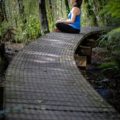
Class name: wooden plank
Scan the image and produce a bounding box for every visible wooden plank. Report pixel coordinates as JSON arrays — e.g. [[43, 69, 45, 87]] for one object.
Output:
[[86, 39, 96, 48], [4, 28, 120, 120]]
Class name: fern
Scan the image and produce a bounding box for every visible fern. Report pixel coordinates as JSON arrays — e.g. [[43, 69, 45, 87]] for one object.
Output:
[[100, 0, 120, 19], [98, 27, 120, 74], [99, 27, 120, 52]]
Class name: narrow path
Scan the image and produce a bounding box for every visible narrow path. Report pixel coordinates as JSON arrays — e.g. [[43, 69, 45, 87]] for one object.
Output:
[[4, 27, 120, 120]]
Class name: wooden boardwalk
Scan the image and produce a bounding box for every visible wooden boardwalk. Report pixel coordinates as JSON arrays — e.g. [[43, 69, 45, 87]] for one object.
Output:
[[4, 27, 120, 120]]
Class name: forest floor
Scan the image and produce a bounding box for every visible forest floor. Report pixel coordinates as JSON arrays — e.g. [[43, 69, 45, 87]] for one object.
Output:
[[5, 42, 25, 60], [76, 47, 120, 113], [0, 41, 24, 83], [0, 42, 24, 119]]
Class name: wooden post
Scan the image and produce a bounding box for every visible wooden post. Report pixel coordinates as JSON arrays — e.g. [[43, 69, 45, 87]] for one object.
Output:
[[78, 45, 92, 64], [39, 0, 50, 34]]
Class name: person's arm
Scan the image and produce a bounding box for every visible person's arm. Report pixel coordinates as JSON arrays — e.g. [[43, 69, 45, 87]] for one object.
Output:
[[56, 7, 80, 24]]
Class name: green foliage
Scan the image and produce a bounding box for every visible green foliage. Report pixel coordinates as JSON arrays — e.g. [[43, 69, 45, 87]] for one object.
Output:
[[0, 15, 41, 43], [100, 0, 120, 19], [25, 16, 41, 39], [1, 0, 119, 43], [98, 59, 120, 76], [99, 27, 120, 52], [0, 22, 10, 42], [82, 0, 120, 26], [0, 21, 14, 42], [1, 0, 69, 43], [99, 61, 118, 70], [82, 0, 107, 26], [99, 0, 120, 25], [98, 27, 120, 75], [0, 0, 41, 43], [97, 0, 120, 75], [14, 15, 41, 43]]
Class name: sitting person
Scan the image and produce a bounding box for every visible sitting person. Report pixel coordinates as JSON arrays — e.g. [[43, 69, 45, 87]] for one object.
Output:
[[55, 0, 82, 34]]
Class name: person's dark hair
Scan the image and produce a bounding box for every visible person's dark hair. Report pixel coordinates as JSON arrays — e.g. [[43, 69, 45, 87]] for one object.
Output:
[[73, 0, 82, 8]]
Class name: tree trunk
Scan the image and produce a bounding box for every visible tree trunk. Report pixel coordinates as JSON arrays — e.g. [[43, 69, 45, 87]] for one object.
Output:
[[17, 0, 26, 24], [64, 0, 70, 15], [60, 0, 63, 17], [84, 0, 98, 26], [0, 0, 7, 22], [39, 0, 49, 34], [48, 0, 55, 29], [49, 0, 52, 10], [92, 0, 104, 25]]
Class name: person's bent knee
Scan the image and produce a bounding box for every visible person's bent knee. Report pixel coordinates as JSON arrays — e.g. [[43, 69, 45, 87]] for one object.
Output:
[[55, 22, 64, 32], [55, 22, 62, 28], [55, 22, 59, 28]]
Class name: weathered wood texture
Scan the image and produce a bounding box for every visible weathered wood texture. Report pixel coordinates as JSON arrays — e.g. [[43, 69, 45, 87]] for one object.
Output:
[[4, 27, 120, 120]]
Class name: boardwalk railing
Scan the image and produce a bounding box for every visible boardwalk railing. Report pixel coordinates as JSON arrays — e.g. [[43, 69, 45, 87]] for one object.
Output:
[[3, 27, 120, 120]]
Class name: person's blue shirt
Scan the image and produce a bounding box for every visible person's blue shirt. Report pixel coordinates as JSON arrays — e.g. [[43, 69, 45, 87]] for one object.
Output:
[[68, 12, 80, 30]]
